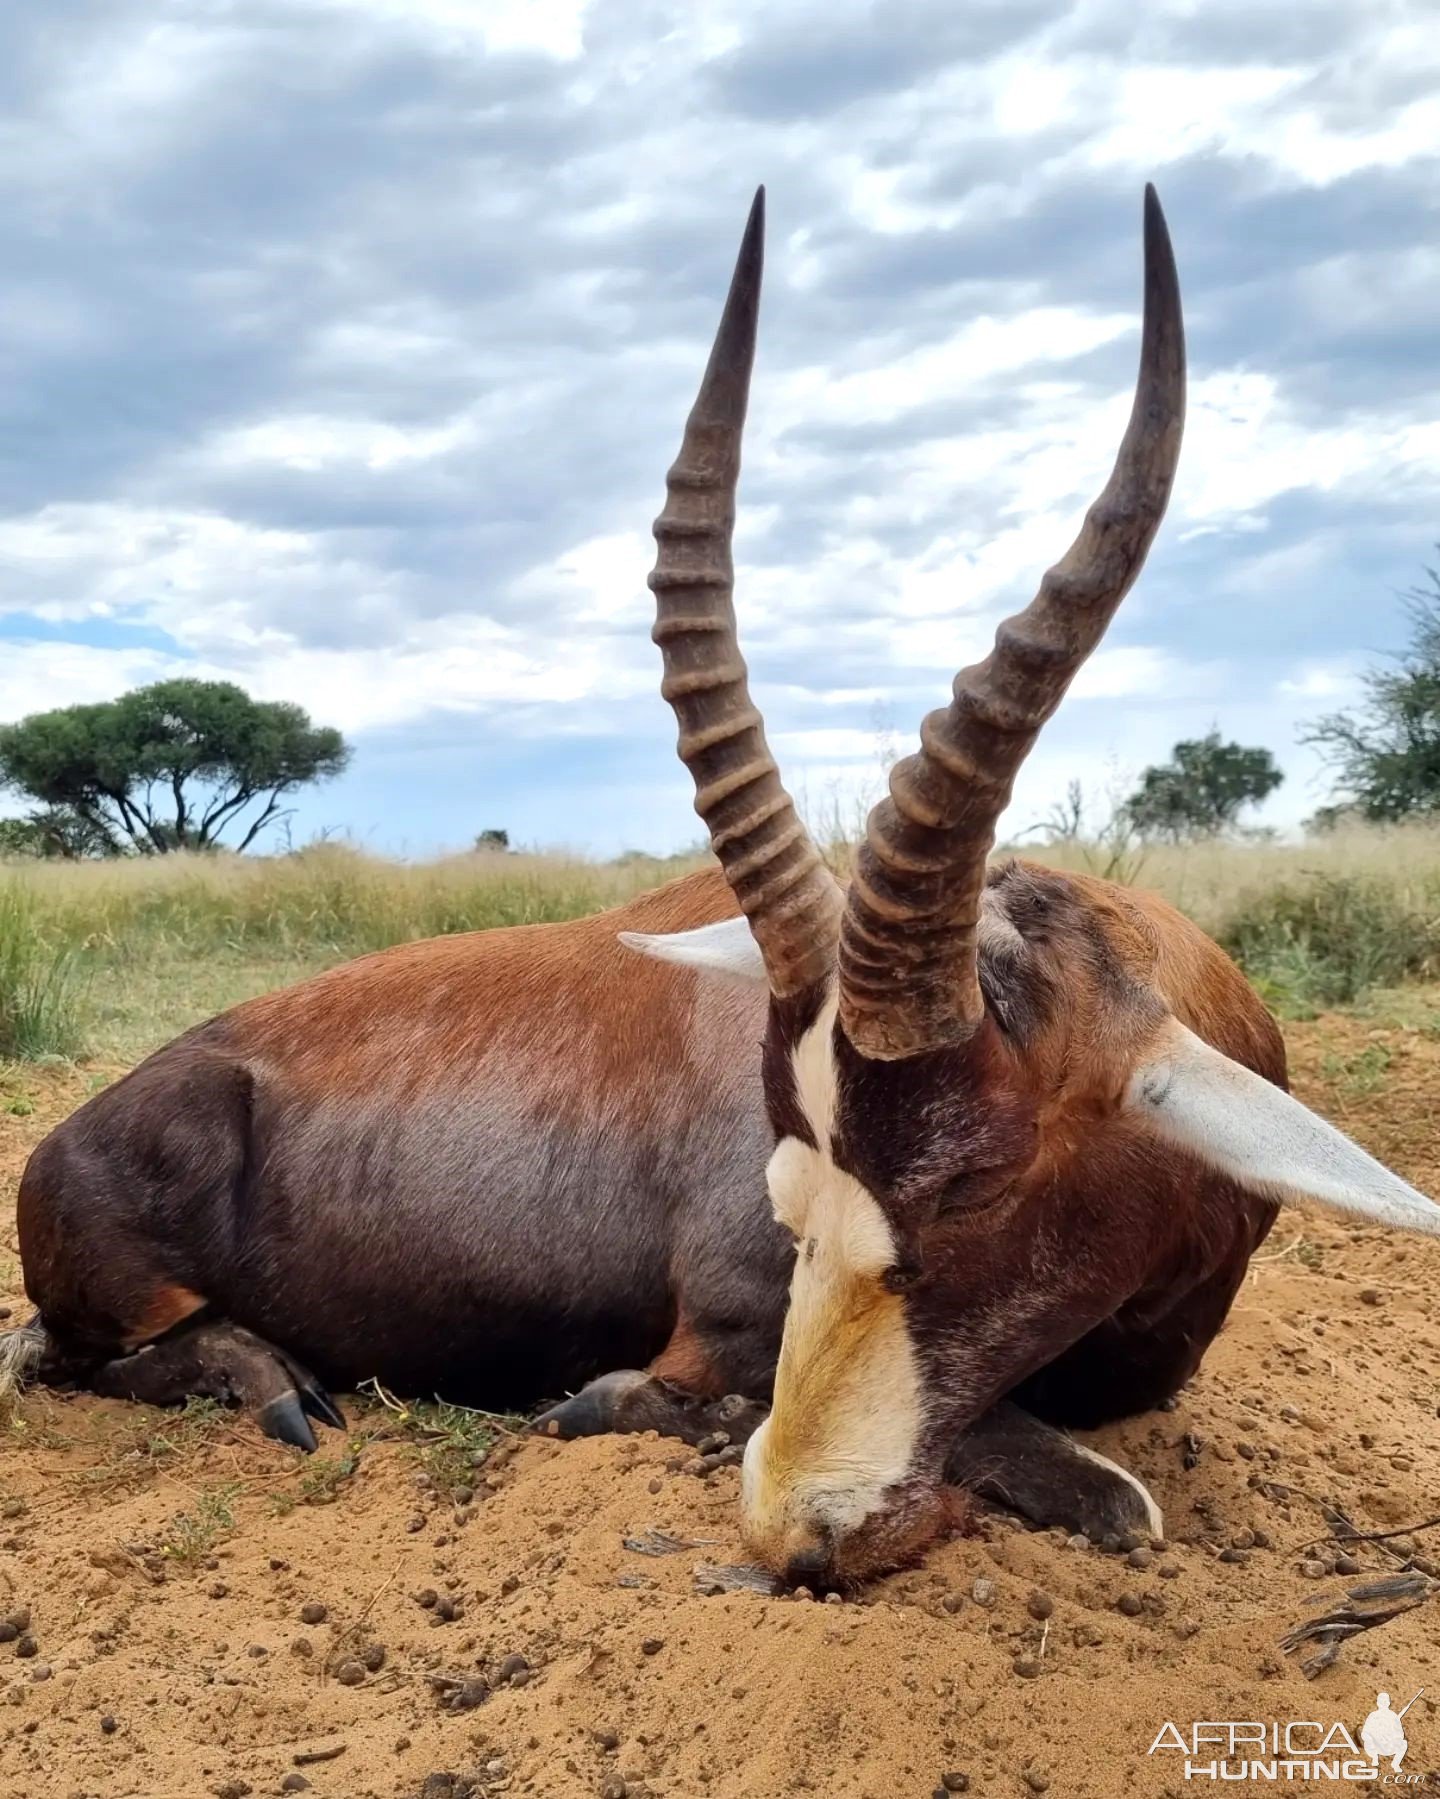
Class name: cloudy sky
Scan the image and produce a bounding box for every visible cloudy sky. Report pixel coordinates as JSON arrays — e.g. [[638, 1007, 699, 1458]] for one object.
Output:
[[3, 1, 1438, 856]]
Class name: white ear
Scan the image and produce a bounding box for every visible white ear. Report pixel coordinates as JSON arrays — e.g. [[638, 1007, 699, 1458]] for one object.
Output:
[[1127, 1019, 1440, 1236], [618, 916, 767, 985]]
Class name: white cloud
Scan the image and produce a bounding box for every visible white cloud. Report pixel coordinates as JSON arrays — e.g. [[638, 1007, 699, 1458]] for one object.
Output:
[[5, 0, 1440, 852]]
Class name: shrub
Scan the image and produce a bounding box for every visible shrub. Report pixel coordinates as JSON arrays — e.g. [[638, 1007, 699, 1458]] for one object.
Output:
[[1216, 874, 1440, 1015]]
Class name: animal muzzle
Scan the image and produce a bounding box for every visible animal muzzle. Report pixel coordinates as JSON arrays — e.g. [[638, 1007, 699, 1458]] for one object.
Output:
[[740, 1421, 955, 1586]]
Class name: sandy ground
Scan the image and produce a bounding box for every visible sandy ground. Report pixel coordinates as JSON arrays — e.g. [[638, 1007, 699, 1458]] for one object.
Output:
[[0, 1011, 1436, 1799]]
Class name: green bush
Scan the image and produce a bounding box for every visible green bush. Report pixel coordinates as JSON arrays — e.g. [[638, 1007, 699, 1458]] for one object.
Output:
[[0, 885, 86, 1059], [1217, 874, 1440, 1016]]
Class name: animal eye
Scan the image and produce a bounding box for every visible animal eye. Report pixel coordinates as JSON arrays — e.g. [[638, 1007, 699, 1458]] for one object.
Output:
[[882, 1261, 920, 1293]]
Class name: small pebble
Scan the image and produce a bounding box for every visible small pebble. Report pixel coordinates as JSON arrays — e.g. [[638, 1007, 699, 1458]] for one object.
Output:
[[594, 1729, 620, 1752], [100, 1715, 118, 1735], [7, 1609, 30, 1632], [1116, 1594, 1144, 1617], [1335, 1554, 1360, 1576], [1218, 1548, 1247, 1565], [14, 1636, 37, 1659], [941, 1592, 965, 1614], [1027, 1592, 1055, 1621], [281, 1779, 312, 1794], [1127, 1548, 1154, 1571], [0, 1624, 16, 1645], [647, 1478, 662, 1496], [29, 1664, 51, 1683], [941, 1776, 970, 1795], [1066, 1534, 1090, 1553], [1301, 1560, 1326, 1579], [1118, 1530, 1145, 1553], [600, 1780, 628, 1799], [1159, 1562, 1182, 1580], [299, 1603, 327, 1626], [1013, 1657, 1042, 1680], [414, 1589, 438, 1609], [496, 1653, 529, 1683], [291, 1638, 313, 1658], [215, 1784, 251, 1799], [1231, 1529, 1256, 1551], [209, 1582, 228, 1600], [641, 1637, 664, 1656], [334, 1660, 366, 1687], [1359, 1287, 1385, 1306], [433, 1595, 460, 1623], [971, 1578, 996, 1608], [359, 1642, 387, 1672], [1024, 1773, 1051, 1794]]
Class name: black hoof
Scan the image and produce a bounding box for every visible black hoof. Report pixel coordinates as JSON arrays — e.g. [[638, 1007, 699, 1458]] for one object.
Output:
[[259, 1392, 318, 1452], [298, 1382, 346, 1431], [532, 1370, 648, 1439], [532, 1391, 613, 1440]]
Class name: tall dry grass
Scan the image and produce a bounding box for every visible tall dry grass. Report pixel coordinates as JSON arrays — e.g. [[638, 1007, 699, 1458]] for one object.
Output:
[[13, 842, 702, 962], [5, 821, 1440, 1061]]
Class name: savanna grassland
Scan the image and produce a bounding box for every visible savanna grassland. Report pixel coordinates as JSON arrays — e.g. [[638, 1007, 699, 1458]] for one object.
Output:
[[0, 834, 1436, 1799]]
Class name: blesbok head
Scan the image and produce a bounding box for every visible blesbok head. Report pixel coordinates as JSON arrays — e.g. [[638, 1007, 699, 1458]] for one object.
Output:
[[625, 188, 1440, 1585]]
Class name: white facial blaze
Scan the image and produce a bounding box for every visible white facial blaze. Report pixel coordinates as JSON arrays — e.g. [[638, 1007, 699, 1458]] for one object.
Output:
[[742, 998, 926, 1559]]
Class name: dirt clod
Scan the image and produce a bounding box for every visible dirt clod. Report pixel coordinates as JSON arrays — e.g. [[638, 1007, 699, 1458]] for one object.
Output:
[[299, 1602, 327, 1625]]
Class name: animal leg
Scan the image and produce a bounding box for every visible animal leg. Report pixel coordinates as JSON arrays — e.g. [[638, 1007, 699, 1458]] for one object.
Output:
[[945, 1400, 1163, 1544], [533, 1304, 774, 1447], [533, 1371, 767, 1448], [92, 1319, 345, 1452]]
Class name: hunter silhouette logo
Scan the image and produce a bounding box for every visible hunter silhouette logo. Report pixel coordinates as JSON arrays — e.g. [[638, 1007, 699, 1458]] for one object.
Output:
[[1149, 1686, 1426, 1782], [1362, 1691, 1422, 1774]]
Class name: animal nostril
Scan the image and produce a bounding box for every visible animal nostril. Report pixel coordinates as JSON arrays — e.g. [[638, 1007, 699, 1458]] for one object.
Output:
[[782, 1544, 831, 1587]]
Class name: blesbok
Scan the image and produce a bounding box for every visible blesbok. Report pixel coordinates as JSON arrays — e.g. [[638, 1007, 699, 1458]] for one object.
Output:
[[7, 188, 1438, 1586]]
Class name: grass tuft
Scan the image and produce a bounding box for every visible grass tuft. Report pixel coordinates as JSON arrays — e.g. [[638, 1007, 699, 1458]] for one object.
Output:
[[0, 883, 86, 1059], [158, 1481, 242, 1563]]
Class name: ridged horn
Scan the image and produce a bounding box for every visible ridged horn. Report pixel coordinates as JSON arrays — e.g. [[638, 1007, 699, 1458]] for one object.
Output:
[[648, 187, 842, 998], [839, 184, 1187, 1060]]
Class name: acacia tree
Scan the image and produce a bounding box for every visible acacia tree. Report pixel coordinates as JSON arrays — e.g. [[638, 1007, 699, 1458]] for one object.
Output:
[[1303, 562, 1440, 822], [0, 679, 349, 855], [1124, 731, 1283, 841]]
